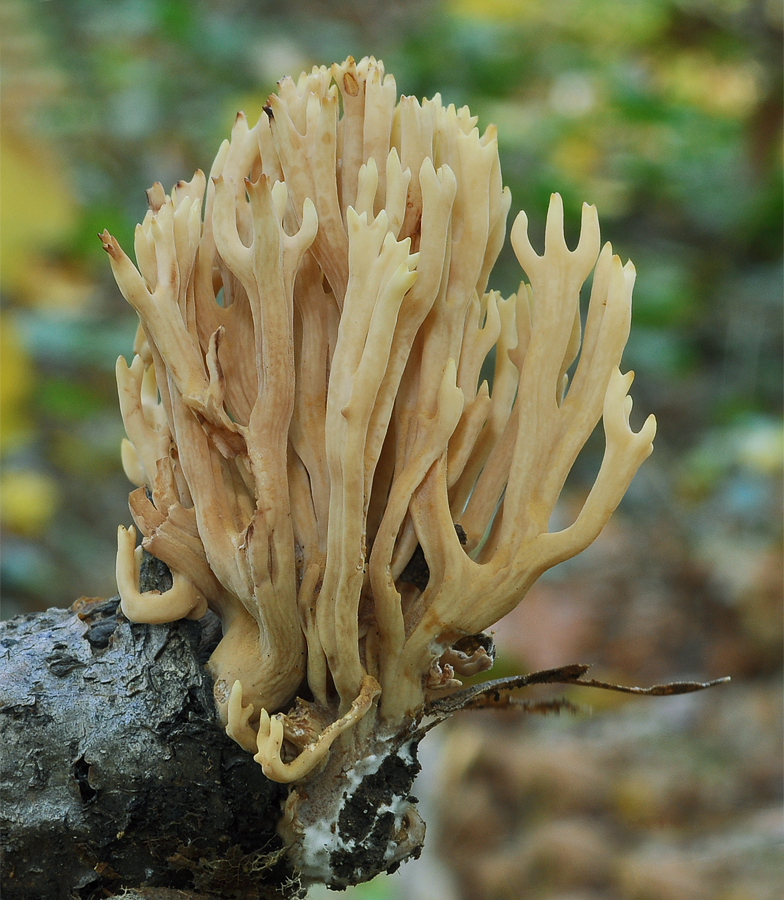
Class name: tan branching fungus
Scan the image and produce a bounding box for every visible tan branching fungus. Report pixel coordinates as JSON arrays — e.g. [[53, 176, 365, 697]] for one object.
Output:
[[103, 56, 656, 884]]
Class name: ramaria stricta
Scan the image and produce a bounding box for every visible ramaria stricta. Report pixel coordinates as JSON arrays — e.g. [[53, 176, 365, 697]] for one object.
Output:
[[102, 56, 657, 887]]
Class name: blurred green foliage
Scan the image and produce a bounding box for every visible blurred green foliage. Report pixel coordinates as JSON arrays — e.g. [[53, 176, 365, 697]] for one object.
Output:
[[0, 3, 780, 899], [1, 0, 781, 638]]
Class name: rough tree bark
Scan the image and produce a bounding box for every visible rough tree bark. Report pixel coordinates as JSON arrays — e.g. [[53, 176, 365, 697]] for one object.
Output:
[[1, 556, 727, 900], [0, 557, 301, 900]]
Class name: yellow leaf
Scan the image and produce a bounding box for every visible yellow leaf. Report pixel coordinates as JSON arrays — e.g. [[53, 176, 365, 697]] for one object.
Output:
[[0, 135, 76, 299], [0, 314, 34, 452], [0, 468, 59, 536]]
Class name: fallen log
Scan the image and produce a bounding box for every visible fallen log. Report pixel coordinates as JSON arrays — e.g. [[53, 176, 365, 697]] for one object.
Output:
[[0, 564, 728, 899], [0, 589, 299, 900]]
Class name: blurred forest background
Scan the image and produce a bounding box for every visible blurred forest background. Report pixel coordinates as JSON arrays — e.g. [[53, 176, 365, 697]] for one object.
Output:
[[1, 1, 782, 899]]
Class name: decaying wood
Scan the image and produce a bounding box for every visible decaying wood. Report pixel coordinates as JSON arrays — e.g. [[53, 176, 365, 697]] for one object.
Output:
[[0, 564, 729, 899], [0, 589, 300, 900]]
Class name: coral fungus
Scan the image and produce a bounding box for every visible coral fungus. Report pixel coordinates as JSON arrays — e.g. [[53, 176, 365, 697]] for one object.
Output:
[[102, 56, 656, 886]]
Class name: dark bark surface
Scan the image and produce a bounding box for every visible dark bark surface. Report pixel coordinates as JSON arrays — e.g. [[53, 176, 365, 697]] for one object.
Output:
[[0, 595, 300, 900]]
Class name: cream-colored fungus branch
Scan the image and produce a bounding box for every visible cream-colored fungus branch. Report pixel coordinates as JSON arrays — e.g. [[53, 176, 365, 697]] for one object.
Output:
[[104, 57, 655, 856]]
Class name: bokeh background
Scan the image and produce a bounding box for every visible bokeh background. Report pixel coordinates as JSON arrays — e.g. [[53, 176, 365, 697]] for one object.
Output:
[[1, 1, 781, 898]]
